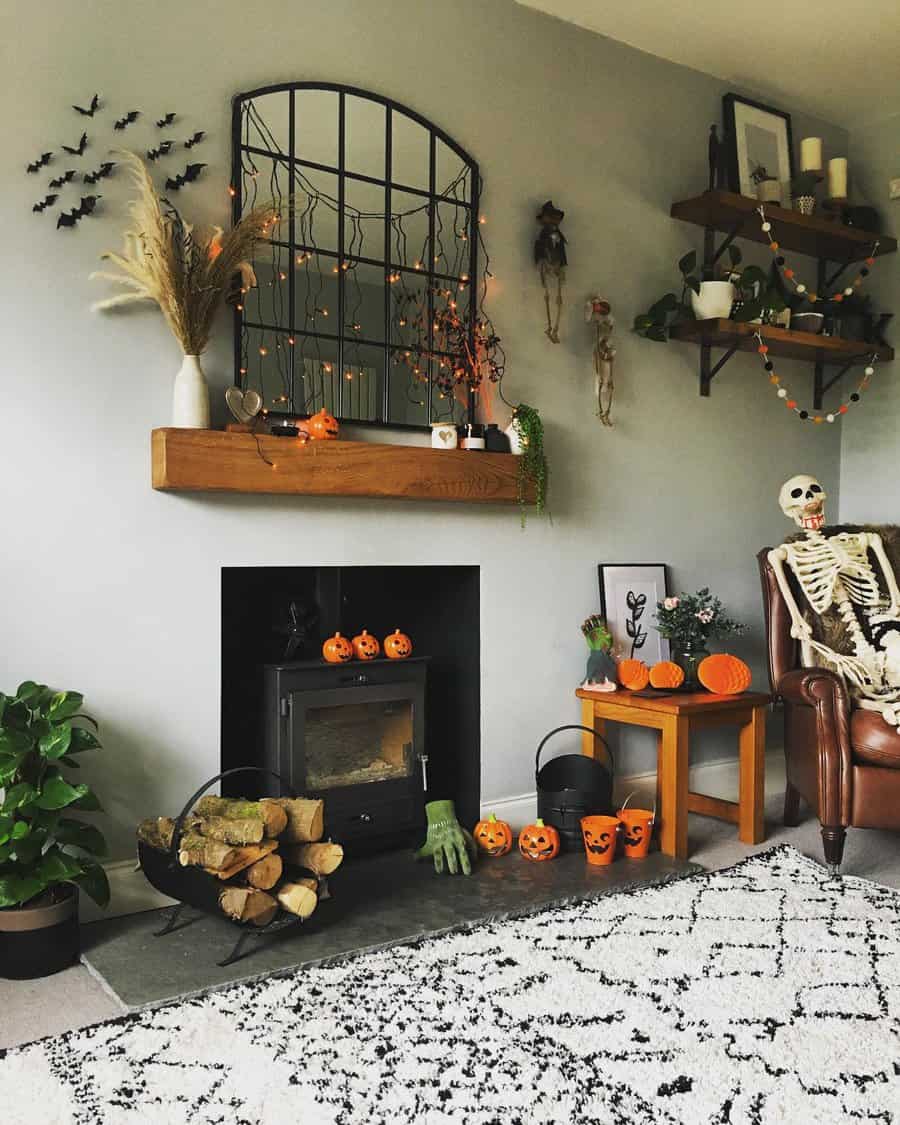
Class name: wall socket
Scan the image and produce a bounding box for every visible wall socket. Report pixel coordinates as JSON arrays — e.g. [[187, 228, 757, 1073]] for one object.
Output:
[[890, 177, 900, 200]]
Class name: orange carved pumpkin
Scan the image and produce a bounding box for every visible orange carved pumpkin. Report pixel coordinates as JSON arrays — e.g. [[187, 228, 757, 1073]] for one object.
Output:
[[474, 813, 513, 856], [322, 631, 353, 664], [384, 628, 413, 659], [649, 661, 685, 690], [351, 629, 381, 661], [308, 409, 339, 441], [618, 659, 650, 691], [698, 653, 751, 695], [518, 818, 560, 862]]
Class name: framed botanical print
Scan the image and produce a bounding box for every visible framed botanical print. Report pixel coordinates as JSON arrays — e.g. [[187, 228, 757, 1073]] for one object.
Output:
[[598, 564, 670, 665], [723, 93, 794, 201]]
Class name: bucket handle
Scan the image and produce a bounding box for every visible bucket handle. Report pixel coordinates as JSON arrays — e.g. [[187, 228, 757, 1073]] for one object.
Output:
[[618, 790, 656, 826], [535, 724, 614, 783]]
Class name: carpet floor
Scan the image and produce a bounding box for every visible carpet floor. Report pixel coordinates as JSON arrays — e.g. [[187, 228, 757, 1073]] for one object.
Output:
[[3, 844, 899, 1124]]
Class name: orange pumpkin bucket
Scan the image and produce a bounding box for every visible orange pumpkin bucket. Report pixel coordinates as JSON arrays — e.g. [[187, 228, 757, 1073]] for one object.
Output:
[[580, 815, 620, 866], [616, 793, 655, 858]]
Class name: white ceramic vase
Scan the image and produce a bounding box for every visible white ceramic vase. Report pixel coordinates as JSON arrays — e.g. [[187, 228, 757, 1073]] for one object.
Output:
[[172, 354, 211, 428], [690, 281, 735, 321], [430, 422, 458, 450], [504, 419, 524, 454]]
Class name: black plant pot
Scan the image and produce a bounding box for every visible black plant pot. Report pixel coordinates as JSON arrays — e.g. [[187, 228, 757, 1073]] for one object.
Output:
[[0, 885, 80, 979]]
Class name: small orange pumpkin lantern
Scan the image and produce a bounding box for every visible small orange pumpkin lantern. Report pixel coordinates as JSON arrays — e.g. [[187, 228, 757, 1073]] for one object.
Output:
[[617, 659, 650, 691], [322, 632, 353, 663], [308, 408, 339, 441], [351, 629, 381, 661], [698, 653, 751, 695], [518, 818, 560, 862], [384, 628, 413, 659], [474, 813, 513, 856], [649, 661, 685, 690]]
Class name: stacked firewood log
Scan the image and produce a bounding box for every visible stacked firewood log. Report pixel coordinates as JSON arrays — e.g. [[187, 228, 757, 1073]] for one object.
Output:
[[137, 796, 343, 926]]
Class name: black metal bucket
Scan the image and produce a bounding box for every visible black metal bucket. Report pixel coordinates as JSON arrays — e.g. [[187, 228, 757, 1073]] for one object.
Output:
[[535, 725, 614, 850]]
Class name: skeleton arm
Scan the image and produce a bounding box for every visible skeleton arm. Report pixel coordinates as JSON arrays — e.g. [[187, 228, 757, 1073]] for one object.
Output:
[[863, 532, 900, 615], [767, 546, 813, 641]]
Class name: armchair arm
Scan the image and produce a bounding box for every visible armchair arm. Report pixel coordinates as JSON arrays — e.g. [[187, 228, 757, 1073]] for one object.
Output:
[[777, 667, 853, 826]]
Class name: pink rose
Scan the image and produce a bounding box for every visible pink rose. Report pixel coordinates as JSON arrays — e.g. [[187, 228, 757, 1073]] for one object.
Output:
[[696, 609, 714, 624], [663, 597, 679, 610]]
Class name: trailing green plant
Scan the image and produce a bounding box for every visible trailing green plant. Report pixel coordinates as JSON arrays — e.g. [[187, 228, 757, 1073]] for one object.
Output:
[[0, 682, 109, 909], [511, 404, 547, 526]]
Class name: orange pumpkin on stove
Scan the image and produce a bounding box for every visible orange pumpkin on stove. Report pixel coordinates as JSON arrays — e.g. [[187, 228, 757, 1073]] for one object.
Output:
[[474, 813, 513, 857], [384, 628, 413, 659], [618, 659, 650, 691], [322, 631, 353, 663], [649, 661, 685, 689], [351, 629, 381, 661], [518, 818, 560, 862], [308, 408, 339, 441], [698, 653, 751, 695]]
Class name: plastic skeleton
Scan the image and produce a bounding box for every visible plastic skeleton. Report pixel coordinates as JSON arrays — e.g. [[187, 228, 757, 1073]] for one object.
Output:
[[534, 200, 567, 344], [585, 296, 616, 426], [768, 474, 900, 729]]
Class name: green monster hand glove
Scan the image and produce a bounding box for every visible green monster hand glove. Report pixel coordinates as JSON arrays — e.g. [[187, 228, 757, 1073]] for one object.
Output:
[[416, 799, 477, 875]]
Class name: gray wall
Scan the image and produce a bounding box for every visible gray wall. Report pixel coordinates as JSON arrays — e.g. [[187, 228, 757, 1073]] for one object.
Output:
[[840, 112, 900, 522], [2, 0, 848, 858]]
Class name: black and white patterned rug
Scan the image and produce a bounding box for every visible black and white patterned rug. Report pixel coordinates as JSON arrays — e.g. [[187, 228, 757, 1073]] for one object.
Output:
[[4, 845, 900, 1123]]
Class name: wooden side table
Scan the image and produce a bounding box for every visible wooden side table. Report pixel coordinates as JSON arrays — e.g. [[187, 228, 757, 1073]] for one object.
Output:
[[575, 687, 772, 860]]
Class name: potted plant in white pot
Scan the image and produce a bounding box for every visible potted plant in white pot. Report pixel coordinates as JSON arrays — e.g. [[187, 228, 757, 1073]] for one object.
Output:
[[0, 682, 108, 979]]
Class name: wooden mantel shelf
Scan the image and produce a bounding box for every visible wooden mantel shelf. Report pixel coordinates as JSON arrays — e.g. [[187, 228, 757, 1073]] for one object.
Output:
[[151, 429, 532, 504]]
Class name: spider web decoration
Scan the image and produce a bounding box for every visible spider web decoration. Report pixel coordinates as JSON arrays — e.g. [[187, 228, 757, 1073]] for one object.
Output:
[[232, 84, 503, 428]]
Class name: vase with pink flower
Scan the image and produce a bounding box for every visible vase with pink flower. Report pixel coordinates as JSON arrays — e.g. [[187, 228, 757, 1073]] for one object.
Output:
[[654, 588, 745, 690]]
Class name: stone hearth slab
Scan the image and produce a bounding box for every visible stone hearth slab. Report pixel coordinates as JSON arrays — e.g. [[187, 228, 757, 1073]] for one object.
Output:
[[82, 848, 700, 1011]]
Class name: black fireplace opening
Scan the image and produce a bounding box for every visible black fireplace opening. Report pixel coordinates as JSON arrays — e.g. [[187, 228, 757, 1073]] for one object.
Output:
[[221, 565, 481, 855]]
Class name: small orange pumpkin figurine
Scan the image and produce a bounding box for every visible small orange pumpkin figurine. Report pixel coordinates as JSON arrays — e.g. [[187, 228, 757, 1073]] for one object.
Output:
[[617, 659, 650, 691], [308, 408, 339, 441], [649, 661, 685, 690], [322, 631, 353, 664], [384, 628, 413, 659], [698, 653, 751, 695], [474, 813, 513, 856], [351, 629, 381, 661], [518, 818, 560, 862]]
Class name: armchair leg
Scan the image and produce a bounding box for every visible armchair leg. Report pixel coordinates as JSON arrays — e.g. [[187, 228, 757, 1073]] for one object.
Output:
[[821, 826, 846, 875], [783, 782, 801, 827]]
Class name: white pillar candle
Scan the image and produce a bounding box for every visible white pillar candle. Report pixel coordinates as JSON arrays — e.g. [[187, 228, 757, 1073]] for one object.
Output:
[[800, 137, 823, 172], [828, 157, 848, 199]]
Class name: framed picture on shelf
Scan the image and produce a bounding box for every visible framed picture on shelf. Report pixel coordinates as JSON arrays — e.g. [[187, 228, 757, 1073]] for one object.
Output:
[[598, 564, 670, 665], [723, 93, 794, 201]]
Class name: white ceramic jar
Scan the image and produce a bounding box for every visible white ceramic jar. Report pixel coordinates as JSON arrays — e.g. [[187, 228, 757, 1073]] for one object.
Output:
[[430, 422, 458, 450]]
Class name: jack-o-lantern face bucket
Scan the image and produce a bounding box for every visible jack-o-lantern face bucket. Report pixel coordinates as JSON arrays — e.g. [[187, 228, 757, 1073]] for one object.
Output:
[[580, 815, 621, 866], [616, 808, 654, 858]]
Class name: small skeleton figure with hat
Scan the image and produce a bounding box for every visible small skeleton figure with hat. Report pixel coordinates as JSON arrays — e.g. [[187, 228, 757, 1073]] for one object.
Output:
[[534, 200, 567, 343]]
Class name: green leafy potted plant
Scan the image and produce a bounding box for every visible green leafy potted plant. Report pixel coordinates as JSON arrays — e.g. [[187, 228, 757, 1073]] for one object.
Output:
[[654, 589, 745, 689], [0, 682, 108, 979], [508, 404, 548, 525]]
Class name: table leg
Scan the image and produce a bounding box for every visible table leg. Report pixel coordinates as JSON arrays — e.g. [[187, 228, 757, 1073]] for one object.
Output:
[[738, 705, 766, 844], [658, 715, 689, 860], [580, 699, 607, 757]]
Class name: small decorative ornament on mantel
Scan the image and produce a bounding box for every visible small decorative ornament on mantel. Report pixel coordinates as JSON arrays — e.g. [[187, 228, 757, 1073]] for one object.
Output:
[[90, 151, 278, 428]]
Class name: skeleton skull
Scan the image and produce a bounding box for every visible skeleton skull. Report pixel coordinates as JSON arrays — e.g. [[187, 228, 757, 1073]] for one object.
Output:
[[779, 474, 827, 531]]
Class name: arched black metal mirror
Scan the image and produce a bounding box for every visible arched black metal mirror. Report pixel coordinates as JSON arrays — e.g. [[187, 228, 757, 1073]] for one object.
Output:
[[231, 83, 492, 430]]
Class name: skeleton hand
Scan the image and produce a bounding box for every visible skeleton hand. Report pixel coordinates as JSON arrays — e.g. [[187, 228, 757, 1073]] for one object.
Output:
[[416, 799, 477, 875], [790, 620, 813, 642]]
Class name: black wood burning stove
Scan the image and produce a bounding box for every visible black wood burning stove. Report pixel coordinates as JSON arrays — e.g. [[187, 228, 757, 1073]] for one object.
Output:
[[262, 657, 428, 855]]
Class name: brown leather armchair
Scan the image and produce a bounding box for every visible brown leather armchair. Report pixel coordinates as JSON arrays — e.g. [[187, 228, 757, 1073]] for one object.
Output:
[[758, 547, 900, 871]]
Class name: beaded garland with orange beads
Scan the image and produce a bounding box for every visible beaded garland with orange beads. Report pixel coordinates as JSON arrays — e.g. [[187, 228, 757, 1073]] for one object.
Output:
[[754, 332, 877, 424]]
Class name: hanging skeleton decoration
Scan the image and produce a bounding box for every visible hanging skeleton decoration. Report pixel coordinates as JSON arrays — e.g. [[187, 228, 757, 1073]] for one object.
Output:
[[768, 474, 900, 730], [534, 200, 566, 343], [585, 296, 616, 426]]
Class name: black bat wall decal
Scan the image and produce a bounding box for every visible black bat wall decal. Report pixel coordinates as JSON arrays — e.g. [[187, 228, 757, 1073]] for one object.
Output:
[[165, 162, 206, 190], [147, 141, 174, 161], [156, 112, 176, 127], [56, 195, 100, 229], [27, 152, 53, 173], [32, 194, 58, 213], [184, 131, 205, 148], [83, 162, 116, 185], [113, 111, 140, 130], [49, 169, 77, 189], [62, 132, 88, 156], [73, 94, 100, 117]]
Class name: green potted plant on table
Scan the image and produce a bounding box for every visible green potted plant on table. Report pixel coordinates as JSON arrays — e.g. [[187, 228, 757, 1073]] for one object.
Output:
[[508, 403, 548, 526], [0, 682, 108, 979], [654, 589, 746, 690]]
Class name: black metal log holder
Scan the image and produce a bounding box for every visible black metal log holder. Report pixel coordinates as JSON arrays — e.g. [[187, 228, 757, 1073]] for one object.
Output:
[[138, 766, 331, 968]]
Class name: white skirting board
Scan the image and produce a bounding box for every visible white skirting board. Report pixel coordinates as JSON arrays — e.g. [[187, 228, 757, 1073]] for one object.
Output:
[[82, 752, 786, 922]]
